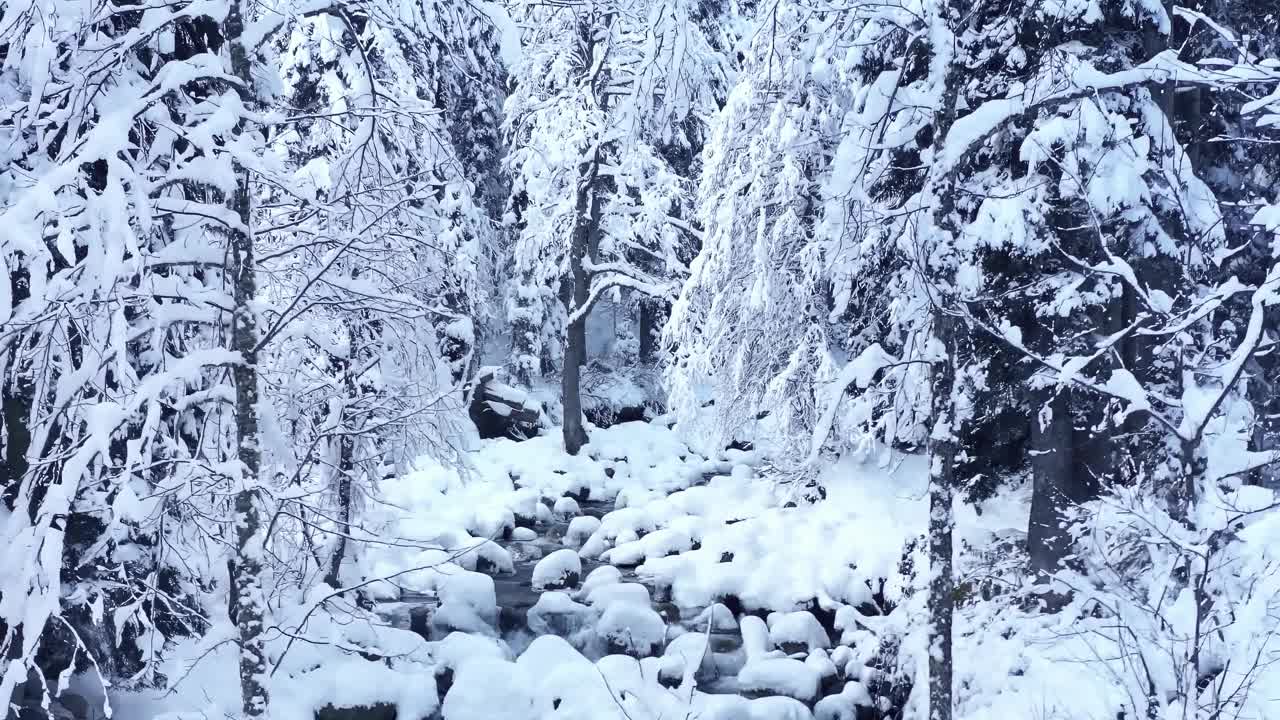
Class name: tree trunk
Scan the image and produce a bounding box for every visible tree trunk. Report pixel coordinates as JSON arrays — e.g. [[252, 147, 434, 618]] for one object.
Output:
[[562, 154, 601, 455], [927, 311, 956, 720], [639, 299, 661, 366], [325, 445, 353, 588], [1027, 388, 1075, 579], [225, 0, 270, 715], [1, 360, 32, 511], [326, 360, 357, 588]]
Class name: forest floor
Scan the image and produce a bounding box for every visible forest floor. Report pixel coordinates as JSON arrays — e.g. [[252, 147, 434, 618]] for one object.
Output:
[[88, 419, 1249, 720]]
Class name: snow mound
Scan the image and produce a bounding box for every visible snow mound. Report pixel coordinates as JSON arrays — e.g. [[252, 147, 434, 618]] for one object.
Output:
[[532, 548, 583, 590], [564, 515, 602, 548], [442, 657, 536, 720], [737, 658, 822, 702], [814, 681, 873, 720], [528, 591, 594, 638], [767, 611, 830, 651], [597, 603, 667, 658], [585, 582, 651, 609]]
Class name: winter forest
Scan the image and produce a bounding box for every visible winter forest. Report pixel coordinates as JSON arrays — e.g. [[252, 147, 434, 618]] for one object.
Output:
[[2, 0, 1280, 718]]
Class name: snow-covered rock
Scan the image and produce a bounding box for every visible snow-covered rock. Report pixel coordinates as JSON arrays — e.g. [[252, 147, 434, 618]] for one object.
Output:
[[442, 657, 535, 720], [516, 634, 595, 676], [507, 541, 542, 564], [430, 632, 509, 672], [511, 527, 538, 542], [693, 603, 738, 631], [740, 616, 773, 659], [737, 658, 822, 702], [597, 603, 666, 658], [532, 548, 583, 590], [767, 611, 830, 653], [745, 696, 814, 720], [804, 648, 838, 680], [432, 570, 498, 634], [659, 632, 715, 684], [814, 681, 873, 720], [528, 592, 594, 638], [585, 582, 651, 609], [554, 496, 581, 518], [564, 516, 602, 548], [578, 564, 623, 597]]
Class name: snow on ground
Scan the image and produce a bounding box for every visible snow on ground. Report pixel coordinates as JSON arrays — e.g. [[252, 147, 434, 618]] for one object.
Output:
[[579, 449, 1021, 616], [356, 422, 715, 592], [107, 419, 1280, 719]]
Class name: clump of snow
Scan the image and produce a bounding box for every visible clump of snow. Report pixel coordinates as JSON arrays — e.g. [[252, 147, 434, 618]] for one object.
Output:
[[532, 548, 583, 590], [737, 658, 822, 702], [554, 495, 581, 517], [564, 515, 602, 548], [660, 632, 714, 683], [578, 564, 623, 597], [767, 611, 831, 652], [596, 603, 667, 658], [743, 696, 815, 719], [442, 657, 536, 720], [740, 615, 773, 659], [814, 681, 873, 720], [585, 582, 652, 609], [694, 603, 738, 631], [528, 592, 594, 638], [436, 569, 497, 626]]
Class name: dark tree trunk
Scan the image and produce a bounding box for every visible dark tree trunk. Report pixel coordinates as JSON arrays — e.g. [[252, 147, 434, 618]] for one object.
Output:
[[1, 358, 32, 511], [562, 154, 601, 456], [639, 299, 662, 366], [1027, 389, 1076, 579], [922, 14, 966, 715], [927, 311, 957, 720], [225, 0, 269, 714], [326, 447, 353, 588], [326, 357, 357, 588]]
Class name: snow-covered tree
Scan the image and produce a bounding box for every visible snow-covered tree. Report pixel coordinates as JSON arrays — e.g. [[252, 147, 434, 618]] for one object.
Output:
[[503, 0, 727, 453], [0, 0, 506, 714]]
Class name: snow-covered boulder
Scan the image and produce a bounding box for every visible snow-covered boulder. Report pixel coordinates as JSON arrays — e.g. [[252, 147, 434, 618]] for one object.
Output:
[[658, 631, 715, 684], [577, 564, 622, 599], [740, 616, 773, 659], [511, 487, 542, 527], [430, 632, 509, 672], [814, 681, 874, 720], [516, 634, 595, 676], [694, 603, 738, 631], [746, 696, 814, 720], [472, 505, 515, 541], [532, 548, 583, 590], [507, 541, 543, 564], [442, 657, 535, 720], [554, 496, 581, 518], [767, 611, 830, 653], [512, 527, 538, 542], [737, 658, 823, 702], [586, 582, 651, 609], [597, 603, 666, 658], [528, 592, 594, 638], [433, 570, 498, 635], [805, 649, 838, 681], [564, 516, 601, 548]]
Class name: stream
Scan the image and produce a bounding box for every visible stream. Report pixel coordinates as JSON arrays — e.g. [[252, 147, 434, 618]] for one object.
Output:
[[376, 492, 751, 693]]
